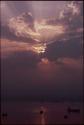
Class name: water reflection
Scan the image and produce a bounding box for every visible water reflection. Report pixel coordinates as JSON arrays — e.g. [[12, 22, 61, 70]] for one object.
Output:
[[1, 102, 83, 124], [40, 106, 46, 125], [34, 106, 47, 125]]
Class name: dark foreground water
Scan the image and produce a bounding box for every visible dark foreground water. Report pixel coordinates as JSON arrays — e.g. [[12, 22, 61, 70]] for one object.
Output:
[[1, 101, 84, 125]]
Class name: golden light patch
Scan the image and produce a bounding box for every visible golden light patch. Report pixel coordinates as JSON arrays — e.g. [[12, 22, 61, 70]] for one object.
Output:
[[32, 44, 46, 54], [1, 39, 47, 58], [41, 58, 49, 64]]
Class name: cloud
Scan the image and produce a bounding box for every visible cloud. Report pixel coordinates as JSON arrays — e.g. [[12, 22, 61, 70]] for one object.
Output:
[[1, 1, 83, 45], [7, 12, 65, 45], [44, 36, 82, 61], [8, 12, 41, 41], [44, 1, 83, 61], [1, 39, 31, 58], [45, 1, 83, 42], [59, 1, 83, 30], [1, 12, 66, 56], [1, 1, 83, 57], [1, 39, 47, 58], [8, 12, 35, 32], [1, 1, 83, 60], [1, 24, 37, 43], [1, 50, 41, 73]]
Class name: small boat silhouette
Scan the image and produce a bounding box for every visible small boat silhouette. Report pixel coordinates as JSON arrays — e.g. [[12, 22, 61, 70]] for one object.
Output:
[[40, 106, 46, 125], [2, 112, 8, 120], [64, 115, 68, 119], [40, 110, 44, 115], [67, 107, 80, 114]]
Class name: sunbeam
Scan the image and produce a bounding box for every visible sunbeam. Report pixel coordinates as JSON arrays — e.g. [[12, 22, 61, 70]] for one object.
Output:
[[1, 1, 14, 24]]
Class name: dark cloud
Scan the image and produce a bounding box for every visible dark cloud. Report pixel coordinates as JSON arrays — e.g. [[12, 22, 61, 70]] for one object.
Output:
[[21, 12, 35, 31], [1, 50, 83, 102], [43, 36, 82, 61], [57, 0, 83, 60], [46, 1, 83, 32], [59, 1, 83, 30], [1, 51, 40, 69]]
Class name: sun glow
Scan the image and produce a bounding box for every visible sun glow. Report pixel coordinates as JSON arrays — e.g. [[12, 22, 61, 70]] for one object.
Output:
[[8, 18, 65, 54], [7, 9, 65, 54], [32, 44, 46, 54], [41, 58, 49, 64]]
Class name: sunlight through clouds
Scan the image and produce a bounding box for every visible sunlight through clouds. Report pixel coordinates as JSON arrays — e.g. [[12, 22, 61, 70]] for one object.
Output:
[[1, 1, 83, 56]]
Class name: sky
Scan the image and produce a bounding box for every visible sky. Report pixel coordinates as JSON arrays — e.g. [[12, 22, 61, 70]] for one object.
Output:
[[1, 1, 83, 102]]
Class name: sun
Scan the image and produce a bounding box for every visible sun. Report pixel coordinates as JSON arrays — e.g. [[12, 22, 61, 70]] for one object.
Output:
[[32, 43, 46, 54]]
